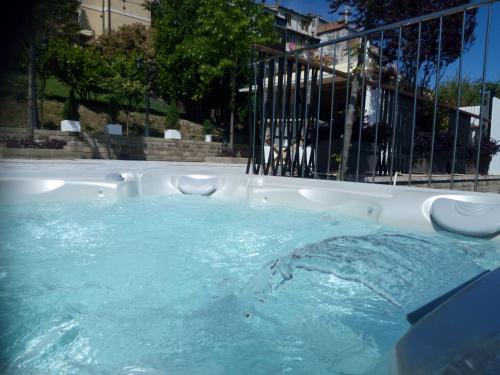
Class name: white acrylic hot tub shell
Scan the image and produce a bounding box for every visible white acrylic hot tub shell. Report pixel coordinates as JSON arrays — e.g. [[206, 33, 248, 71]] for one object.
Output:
[[1, 159, 500, 237]]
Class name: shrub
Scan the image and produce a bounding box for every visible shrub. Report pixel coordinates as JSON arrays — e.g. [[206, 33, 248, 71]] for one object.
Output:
[[482, 138, 500, 157], [62, 89, 80, 121], [467, 137, 500, 158], [6, 137, 67, 149], [107, 96, 120, 124], [202, 119, 215, 135], [165, 99, 180, 130]]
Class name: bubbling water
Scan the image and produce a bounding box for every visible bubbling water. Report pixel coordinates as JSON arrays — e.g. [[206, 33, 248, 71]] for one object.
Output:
[[242, 232, 484, 312], [0, 196, 497, 374]]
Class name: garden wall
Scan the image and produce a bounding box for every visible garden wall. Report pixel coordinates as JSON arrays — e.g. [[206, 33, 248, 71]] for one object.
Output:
[[0, 127, 248, 162]]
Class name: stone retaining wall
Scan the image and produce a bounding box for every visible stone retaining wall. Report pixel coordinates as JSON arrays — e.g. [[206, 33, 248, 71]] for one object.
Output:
[[0, 127, 248, 162]]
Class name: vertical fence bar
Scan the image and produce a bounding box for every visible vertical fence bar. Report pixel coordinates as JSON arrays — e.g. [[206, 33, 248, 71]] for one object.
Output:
[[428, 16, 443, 188], [272, 57, 281, 176], [292, 54, 301, 177], [260, 60, 267, 175], [308, 66, 318, 175], [279, 56, 287, 175], [267, 57, 277, 175], [408, 22, 422, 186], [355, 36, 368, 182], [474, 3, 492, 192], [285, 59, 293, 176], [301, 58, 311, 178], [297, 62, 306, 175], [247, 60, 256, 174], [326, 47, 337, 180], [389, 26, 402, 184], [450, 11, 466, 190], [341, 40, 352, 181], [265, 58, 276, 175], [372, 31, 384, 182], [255, 59, 264, 175], [314, 47, 324, 179]]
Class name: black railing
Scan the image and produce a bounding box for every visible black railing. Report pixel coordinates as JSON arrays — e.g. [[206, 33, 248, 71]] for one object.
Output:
[[246, 0, 498, 191]]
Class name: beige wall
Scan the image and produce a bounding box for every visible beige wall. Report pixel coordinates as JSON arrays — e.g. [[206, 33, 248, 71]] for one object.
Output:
[[80, 0, 151, 36]]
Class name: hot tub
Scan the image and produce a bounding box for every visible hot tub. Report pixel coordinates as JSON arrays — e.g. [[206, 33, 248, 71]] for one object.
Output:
[[0, 159, 499, 374]]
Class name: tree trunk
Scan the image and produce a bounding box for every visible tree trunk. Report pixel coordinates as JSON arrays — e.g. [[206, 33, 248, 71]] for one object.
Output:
[[39, 75, 46, 129], [40, 97, 44, 129], [340, 72, 360, 180], [27, 37, 39, 135], [229, 68, 236, 153], [125, 110, 130, 136]]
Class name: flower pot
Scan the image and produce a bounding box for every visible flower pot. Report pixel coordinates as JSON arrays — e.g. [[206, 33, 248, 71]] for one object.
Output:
[[348, 142, 378, 175], [204, 134, 213, 142], [165, 129, 181, 140], [431, 151, 451, 173], [479, 155, 492, 175], [105, 124, 122, 136], [412, 157, 428, 173], [60, 120, 80, 132], [465, 156, 491, 175]]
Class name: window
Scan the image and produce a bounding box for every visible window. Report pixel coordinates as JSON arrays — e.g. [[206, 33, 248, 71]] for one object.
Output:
[[301, 19, 309, 32], [285, 13, 291, 25]]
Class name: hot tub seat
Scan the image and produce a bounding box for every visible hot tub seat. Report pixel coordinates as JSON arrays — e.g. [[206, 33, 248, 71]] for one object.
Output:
[[176, 175, 218, 196]]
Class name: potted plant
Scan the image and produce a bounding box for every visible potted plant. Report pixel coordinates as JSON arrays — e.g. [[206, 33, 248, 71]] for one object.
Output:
[[412, 132, 430, 173], [164, 99, 181, 140], [203, 119, 215, 142], [349, 122, 391, 175], [467, 137, 500, 175], [432, 132, 453, 173], [105, 96, 122, 135], [60, 89, 80, 132]]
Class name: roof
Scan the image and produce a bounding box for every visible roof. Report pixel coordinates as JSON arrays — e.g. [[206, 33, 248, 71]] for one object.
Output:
[[316, 21, 347, 35], [263, 3, 314, 20]]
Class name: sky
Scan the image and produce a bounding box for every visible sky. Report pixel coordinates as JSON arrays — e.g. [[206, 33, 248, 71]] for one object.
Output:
[[281, 0, 335, 19], [278, 0, 500, 84]]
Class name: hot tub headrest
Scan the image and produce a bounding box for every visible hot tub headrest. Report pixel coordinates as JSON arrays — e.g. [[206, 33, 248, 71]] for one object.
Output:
[[430, 198, 500, 238], [177, 175, 218, 196]]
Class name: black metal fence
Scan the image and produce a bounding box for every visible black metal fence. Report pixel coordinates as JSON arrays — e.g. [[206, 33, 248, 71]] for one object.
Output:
[[246, 0, 498, 191]]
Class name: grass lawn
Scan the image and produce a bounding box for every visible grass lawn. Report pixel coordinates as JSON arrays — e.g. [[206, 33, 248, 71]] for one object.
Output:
[[1, 71, 169, 115], [43, 76, 169, 115], [0, 72, 172, 136]]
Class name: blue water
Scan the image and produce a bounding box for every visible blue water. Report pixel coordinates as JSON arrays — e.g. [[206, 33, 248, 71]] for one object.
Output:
[[0, 196, 499, 374]]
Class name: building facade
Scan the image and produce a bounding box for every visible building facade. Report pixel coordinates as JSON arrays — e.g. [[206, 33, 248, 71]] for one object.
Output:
[[79, 0, 152, 37], [263, 3, 329, 53]]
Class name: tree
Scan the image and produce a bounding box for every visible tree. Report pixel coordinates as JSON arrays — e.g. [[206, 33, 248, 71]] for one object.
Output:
[[90, 23, 154, 60], [62, 89, 80, 121], [440, 78, 500, 107], [37, 42, 52, 127], [153, 0, 198, 102], [165, 100, 180, 130], [90, 24, 155, 135], [101, 55, 144, 135], [330, 1, 476, 90], [107, 96, 120, 124], [24, 0, 80, 133], [153, 0, 276, 150], [329, 0, 477, 179], [192, 0, 276, 151], [46, 39, 109, 101]]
